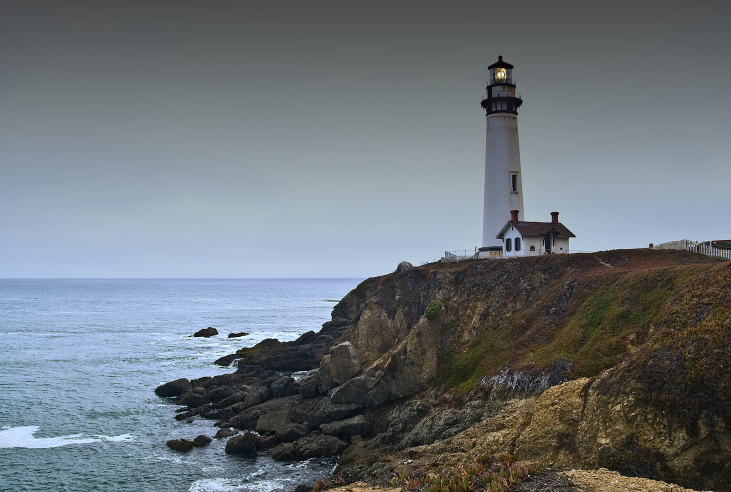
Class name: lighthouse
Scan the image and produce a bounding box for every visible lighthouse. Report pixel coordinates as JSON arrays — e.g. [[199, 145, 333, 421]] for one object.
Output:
[[480, 56, 524, 250]]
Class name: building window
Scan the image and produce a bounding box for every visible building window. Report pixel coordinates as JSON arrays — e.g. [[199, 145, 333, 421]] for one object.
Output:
[[530, 245, 535, 251], [515, 237, 521, 251], [511, 173, 518, 193], [505, 238, 512, 252]]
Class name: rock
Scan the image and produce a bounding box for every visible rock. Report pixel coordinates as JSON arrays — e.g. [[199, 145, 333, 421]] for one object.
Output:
[[224, 432, 258, 455], [294, 484, 310, 492], [318, 356, 337, 394], [328, 342, 362, 385], [290, 397, 363, 428], [296, 370, 320, 398], [217, 392, 246, 409], [214, 428, 238, 439], [242, 391, 262, 408], [255, 410, 309, 442], [207, 385, 236, 403], [270, 375, 295, 398], [396, 261, 414, 272], [178, 392, 206, 408], [214, 354, 240, 366], [229, 325, 356, 372], [155, 378, 192, 398], [228, 331, 248, 338], [225, 394, 305, 430], [277, 424, 310, 442], [166, 439, 194, 452], [193, 327, 218, 337], [330, 375, 383, 405], [268, 434, 348, 461], [193, 435, 212, 446], [321, 415, 373, 439], [364, 378, 392, 407], [256, 410, 293, 434], [206, 401, 247, 420], [256, 433, 278, 449]]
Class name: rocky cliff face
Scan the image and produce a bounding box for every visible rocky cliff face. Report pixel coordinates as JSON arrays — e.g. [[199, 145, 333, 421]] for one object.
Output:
[[159, 249, 731, 491]]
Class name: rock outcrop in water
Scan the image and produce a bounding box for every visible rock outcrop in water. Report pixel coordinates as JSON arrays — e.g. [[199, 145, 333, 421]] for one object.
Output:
[[158, 249, 731, 491], [193, 327, 218, 337]]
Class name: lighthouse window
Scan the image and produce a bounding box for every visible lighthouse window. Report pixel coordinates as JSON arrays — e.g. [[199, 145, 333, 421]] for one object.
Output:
[[511, 174, 518, 192], [505, 238, 512, 252]]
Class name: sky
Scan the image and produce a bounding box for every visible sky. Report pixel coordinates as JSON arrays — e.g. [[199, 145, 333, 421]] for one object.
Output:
[[1, 1, 729, 278]]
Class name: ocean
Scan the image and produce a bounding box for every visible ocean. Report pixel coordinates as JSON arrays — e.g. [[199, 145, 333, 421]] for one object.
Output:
[[0, 278, 362, 492]]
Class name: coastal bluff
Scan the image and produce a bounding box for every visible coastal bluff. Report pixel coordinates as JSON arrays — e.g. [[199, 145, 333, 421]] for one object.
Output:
[[157, 249, 731, 491]]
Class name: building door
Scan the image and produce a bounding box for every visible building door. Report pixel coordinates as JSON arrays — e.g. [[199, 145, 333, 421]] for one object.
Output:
[[544, 233, 552, 253]]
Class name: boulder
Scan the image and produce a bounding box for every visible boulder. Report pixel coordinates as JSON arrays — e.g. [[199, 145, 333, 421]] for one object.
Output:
[[277, 424, 309, 443], [270, 375, 296, 398], [206, 401, 247, 420], [330, 376, 380, 405], [217, 392, 246, 409], [364, 378, 392, 408], [193, 327, 218, 337], [207, 385, 235, 403], [268, 434, 348, 461], [256, 433, 278, 449], [318, 356, 337, 394], [321, 415, 373, 439], [225, 432, 258, 455], [296, 370, 320, 398], [155, 378, 192, 398], [178, 392, 206, 408], [396, 261, 414, 272], [193, 435, 212, 446], [214, 428, 238, 439], [166, 439, 194, 452], [328, 342, 362, 385], [256, 410, 293, 434], [214, 354, 240, 366], [228, 331, 248, 338], [290, 397, 363, 428], [225, 394, 305, 430], [242, 391, 262, 408]]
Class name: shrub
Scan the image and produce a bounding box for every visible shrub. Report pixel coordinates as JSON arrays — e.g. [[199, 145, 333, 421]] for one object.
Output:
[[425, 301, 443, 320]]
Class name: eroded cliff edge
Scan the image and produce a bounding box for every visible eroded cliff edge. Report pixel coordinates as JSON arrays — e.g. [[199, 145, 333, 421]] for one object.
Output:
[[158, 249, 731, 491]]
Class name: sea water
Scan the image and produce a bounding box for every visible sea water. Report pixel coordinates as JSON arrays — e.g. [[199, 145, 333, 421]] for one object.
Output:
[[0, 278, 361, 492]]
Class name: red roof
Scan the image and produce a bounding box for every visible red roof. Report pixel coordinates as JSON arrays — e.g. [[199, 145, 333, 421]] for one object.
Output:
[[496, 221, 576, 239]]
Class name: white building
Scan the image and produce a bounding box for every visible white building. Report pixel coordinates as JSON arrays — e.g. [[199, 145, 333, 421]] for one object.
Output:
[[480, 56, 524, 253], [496, 211, 575, 257]]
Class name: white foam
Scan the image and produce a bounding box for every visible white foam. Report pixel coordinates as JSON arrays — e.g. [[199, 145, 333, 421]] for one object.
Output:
[[0, 426, 135, 449], [188, 478, 241, 492]]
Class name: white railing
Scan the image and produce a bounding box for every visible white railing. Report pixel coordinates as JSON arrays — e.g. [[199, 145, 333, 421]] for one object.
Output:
[[442, 250, 479, 262], [652, 239, 731, 260]]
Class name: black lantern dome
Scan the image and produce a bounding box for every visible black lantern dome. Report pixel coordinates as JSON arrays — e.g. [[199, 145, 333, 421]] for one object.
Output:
[[481, 56, 523, 115]]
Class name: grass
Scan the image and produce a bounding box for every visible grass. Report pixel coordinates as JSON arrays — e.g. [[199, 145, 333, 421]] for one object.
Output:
[[434, 252, 721, 392], [391, 459, 551, 492], [598, 262, 731, 437], [425, 301, 443, 320]]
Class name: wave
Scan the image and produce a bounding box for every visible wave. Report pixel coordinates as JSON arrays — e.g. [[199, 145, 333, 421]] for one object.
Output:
[[0, 426, 134, 449]]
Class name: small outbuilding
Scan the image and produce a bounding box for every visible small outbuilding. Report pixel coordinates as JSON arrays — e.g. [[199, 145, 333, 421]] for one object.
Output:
[[496, 210, 575, 257]]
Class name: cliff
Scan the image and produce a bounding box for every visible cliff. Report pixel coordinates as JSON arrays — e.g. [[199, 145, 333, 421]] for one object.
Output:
[[159, 249, 731, 491]]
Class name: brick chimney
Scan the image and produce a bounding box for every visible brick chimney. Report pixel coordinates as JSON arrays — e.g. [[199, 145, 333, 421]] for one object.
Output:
[[510, 210, 519, 222], [550, 211, 559, 224]]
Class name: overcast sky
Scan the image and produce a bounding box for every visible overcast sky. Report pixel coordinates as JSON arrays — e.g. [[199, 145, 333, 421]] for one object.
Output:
[[1, 1, 729, 278]]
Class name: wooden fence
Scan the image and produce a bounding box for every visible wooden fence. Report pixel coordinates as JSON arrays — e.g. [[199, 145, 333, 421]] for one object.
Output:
[[652, 239, 731, 260]]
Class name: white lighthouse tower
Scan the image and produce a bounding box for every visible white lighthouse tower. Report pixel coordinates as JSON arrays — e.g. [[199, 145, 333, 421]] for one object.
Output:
[[480, 56, 524, 250]]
